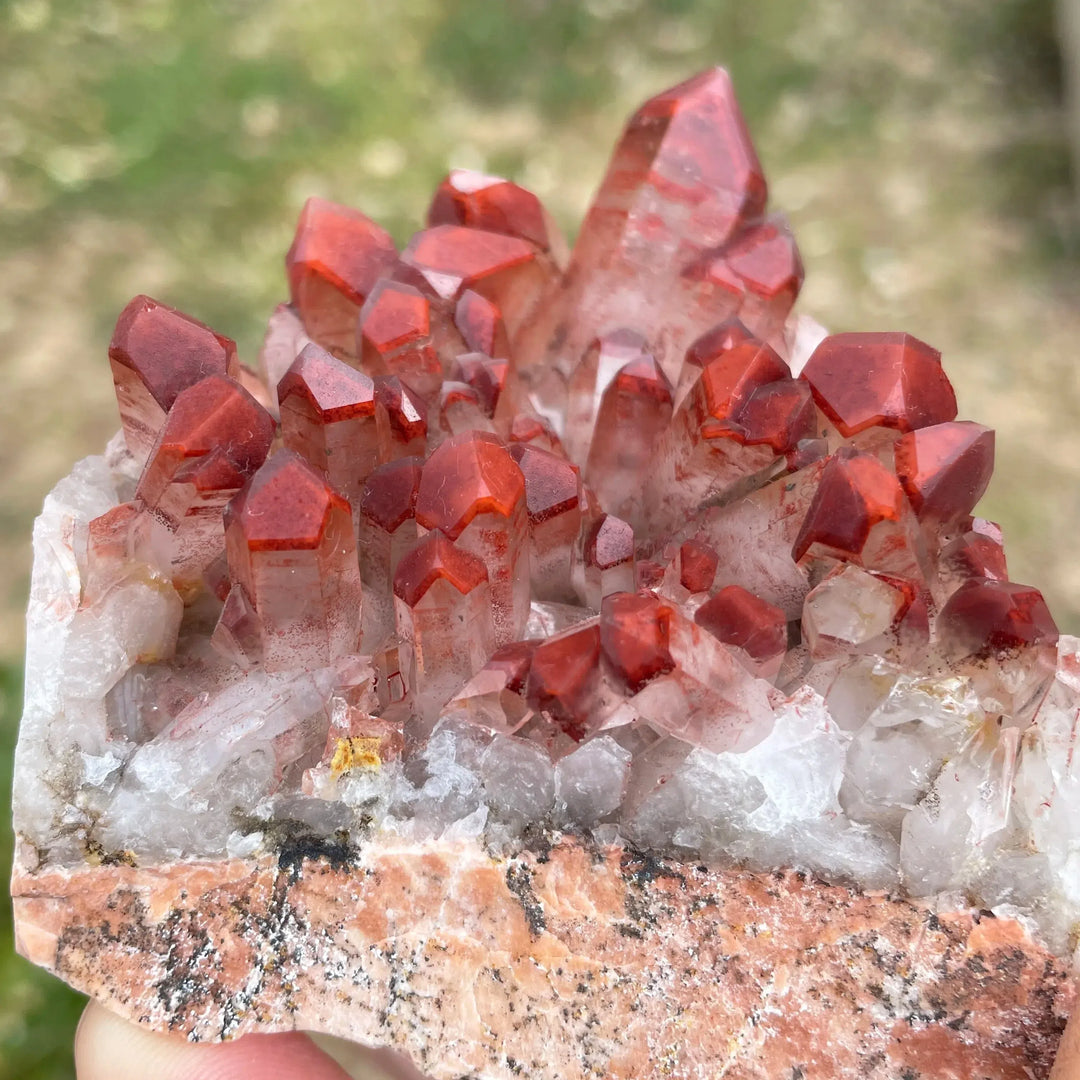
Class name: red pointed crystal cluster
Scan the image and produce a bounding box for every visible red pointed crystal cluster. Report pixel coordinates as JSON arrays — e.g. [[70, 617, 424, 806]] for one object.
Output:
[[21, 67, 1080, 1080], [88, 66, 1057, 776]]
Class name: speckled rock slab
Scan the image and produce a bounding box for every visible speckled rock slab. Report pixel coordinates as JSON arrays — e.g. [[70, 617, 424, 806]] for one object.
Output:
[[11, 837, 1075, 1079]]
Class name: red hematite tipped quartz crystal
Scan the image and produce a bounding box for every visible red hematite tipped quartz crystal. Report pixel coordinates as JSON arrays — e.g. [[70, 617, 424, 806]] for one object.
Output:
[[217, 449, 362, 671], [801, 331, 958, 439], [13, 68, 1080, 1080], [277, 343, 379, 510], [428, 169, 569, 266], [401, 224, 552, 337], [286, 196, 397, 356], [109, 294, 242, 458], [454, 290, 511, 360], [357, 280, 444, 398], [894, 420, 995, 524], [694, 584, 788, 679]]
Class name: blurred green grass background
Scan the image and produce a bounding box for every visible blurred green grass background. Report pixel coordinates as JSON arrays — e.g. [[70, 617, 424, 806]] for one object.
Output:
[[2, 0, 1079, 1075]]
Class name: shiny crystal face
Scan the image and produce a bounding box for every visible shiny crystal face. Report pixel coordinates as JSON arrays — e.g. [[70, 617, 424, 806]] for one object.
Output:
[[14, 67, 1080, 953]]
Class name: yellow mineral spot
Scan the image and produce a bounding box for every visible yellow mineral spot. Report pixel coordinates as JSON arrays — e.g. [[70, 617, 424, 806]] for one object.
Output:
[[331, 735, 383, 775]]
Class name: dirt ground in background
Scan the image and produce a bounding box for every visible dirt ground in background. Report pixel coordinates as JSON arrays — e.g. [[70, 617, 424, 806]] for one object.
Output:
[[2, 0, 1079, 663]]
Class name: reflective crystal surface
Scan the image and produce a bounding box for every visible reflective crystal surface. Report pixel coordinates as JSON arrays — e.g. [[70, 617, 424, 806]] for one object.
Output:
[[286, 196, 397, 356], [109, 294, 241, 459]]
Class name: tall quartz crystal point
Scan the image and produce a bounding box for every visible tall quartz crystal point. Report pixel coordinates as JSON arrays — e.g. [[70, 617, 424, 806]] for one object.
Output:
[[508, 441, 582, 603], [515, 68, 787, 387], [374, 374, 428, 460], [286, 195, 397, 356], [585, 352, 674, 532], [393, 528, 494, 716], [579, 511, 635, 609], [401, 223, 557, 341], [427, 168, 569, 268], [356, 456, 424, 655], [357, 279, 444, 399], [564, 328, 652, 465], [652, 335, 804, 533], [415, 430, 530, 644], [109, 294, 241, 459], [14, 66, 1080, 1080], [215, 449, 362, 671], [134, 373, 276, 591], [277, 342, 379, 510]]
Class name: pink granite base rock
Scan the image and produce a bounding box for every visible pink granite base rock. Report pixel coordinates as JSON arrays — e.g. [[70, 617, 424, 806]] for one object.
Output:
[[11, 837, 1074, 1079]]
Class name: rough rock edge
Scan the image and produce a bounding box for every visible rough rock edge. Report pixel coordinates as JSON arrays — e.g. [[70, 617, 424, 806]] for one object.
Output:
[[11, 836, 1075, 1080]]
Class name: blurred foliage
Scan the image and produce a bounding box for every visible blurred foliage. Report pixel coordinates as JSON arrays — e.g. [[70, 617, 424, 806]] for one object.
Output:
[[0, 0, 826, 350], [955, 0, 1063, 101], [1, 1, 1076, 1077], [950, 0, 1075, 255]]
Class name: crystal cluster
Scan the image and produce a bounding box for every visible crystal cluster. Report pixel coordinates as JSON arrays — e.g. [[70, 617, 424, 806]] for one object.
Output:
[[14, 67, 1080, 959]]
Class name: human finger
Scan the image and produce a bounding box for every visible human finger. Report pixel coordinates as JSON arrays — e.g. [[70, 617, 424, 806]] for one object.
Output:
[[1051, 1005, 1080, 1079], [74, 999, 357, 1080]]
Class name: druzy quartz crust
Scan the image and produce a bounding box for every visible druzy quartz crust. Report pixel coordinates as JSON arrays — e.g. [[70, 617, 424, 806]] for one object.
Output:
[[11, 68, 1080, 1079]]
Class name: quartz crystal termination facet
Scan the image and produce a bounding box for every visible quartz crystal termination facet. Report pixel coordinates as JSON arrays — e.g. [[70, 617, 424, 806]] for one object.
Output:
[[12, 67, 1079, 1080]]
